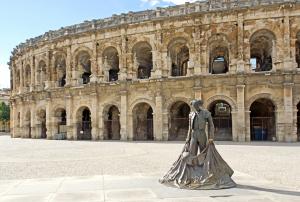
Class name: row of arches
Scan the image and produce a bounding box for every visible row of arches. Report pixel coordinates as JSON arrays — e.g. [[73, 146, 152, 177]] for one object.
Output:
[[19, 97, 289, 141], [15, 28, 300, 91]]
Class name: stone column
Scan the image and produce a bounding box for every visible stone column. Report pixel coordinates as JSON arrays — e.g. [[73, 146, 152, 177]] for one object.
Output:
[[30, 102, 36, 138], [66, 46, 72, 86], [162, 111, 169, 141], [30, 56, 35, 91], [236, 85, 246, 141], [20, 62, 24, 93], [45, 51, 52, 89], [282, 83, 296, 142], [66, 95, 74, 140], [245, 110, 251, 141], [154, 92, 163, 141], [11, 102, 17, 138], [46, 98, 53, 139], [19, 102, 24, 138], [120, 90, 128, 140], [90, 36, 98, 83], [98, 105, 104, 140], [91, 93, 99, 140], [283, 15, 294, 71], [237, 13, 245, 73]]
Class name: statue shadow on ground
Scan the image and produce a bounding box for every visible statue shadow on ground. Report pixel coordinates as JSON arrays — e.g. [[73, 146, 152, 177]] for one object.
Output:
[[237, 184, 300, 196]]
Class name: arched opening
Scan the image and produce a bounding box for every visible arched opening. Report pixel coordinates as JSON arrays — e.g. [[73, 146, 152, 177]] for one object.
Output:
[[250, 98, 276, 141], [168, 101, 190, 141], [103, 105, 120, 140], [168, 38, 189, 77], [133, 42, 153, 79], [24, 111, 31, 138], [76, 51, 91, 84], [77, 107, 92, 140], [37, 109, 47, 139], [54, 108, 67, 138], [250, 30, 275, 72], [296, 32, 300, 68], [133, 103, 154, 140], [103, 47, 119, 82], [55, 55, 66, 87], [25, 65, 31, 88], [37, 60, 46, 88], [208, 34, 229, 74], [208, 100, 232, 141], [297, 102, 300, 141]]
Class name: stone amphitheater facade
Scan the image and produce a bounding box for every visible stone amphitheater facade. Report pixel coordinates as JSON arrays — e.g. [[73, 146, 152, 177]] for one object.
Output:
[[8, 0, 300, 142]]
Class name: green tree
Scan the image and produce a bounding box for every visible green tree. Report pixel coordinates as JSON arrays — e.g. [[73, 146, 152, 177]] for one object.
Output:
[[0, 102, 10, 121]]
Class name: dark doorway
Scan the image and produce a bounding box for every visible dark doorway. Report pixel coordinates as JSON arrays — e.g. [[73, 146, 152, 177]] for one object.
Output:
[[209, 100, 232, 141], [77, 108, 92, 140], [133, 103, 154, 140], [250, 98, 276, 141], [169, 102, 190, 141], [104, 106, 120, 140]]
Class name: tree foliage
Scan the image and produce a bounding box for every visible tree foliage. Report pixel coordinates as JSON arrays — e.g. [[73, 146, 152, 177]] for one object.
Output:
[[0, 102, 10, 121]]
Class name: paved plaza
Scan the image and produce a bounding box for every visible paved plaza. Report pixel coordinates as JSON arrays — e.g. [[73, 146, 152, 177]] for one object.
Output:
[[0, 133, 300, 201]]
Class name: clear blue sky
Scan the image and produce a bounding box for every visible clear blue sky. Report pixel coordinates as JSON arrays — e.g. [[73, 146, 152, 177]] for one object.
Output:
[[0, 0, 189, 89]]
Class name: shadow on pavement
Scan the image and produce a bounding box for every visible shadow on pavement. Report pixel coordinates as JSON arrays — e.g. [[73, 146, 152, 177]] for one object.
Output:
[[237, 184, 300, 196]]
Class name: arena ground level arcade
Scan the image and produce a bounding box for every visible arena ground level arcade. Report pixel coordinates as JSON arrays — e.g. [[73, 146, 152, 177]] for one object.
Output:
[[10, 74, 300, 142]]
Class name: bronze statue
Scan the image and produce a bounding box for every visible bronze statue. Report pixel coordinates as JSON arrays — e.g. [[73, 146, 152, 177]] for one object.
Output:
[[160, 99, 236, 190]]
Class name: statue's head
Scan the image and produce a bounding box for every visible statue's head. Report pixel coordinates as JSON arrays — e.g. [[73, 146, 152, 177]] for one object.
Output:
[[190, 99, 204, 111]]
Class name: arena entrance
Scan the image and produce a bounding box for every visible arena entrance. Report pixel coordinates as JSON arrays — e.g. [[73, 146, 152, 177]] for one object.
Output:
[[250, 98, 276, 141], [25, 111, 31, 138], [169, 101, 190, 141], [77, 107, 92, 140], [133, 103, 153, 141], [208, 100, 232, 141], [37, 109, 47, 139], [104, 105, 120, 140], [55, 108, 67, 136]]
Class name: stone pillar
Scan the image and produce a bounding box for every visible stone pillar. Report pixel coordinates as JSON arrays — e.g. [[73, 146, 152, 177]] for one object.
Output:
[[120, 90, 128, 140], [19, 103, 24, 138], [90, 36, 98, 83], [193, 27, 201, 75], [236, 85, 246, 141], [282, 83, 296, 142], [161, 51, 169, 77], [237, 13, 245, 73], [66, 46, 72, 86], [45, 51, 52, 89], [231, 111, 238, 142], [98, 105, 104, 140], [11, 102, 17, 138], [245, 111, 251, 141], [30, 56, 35, 91], [162, 111, 169, 141], [91, 93, 99, 140], [20, 62, 24, 93], [154, 93, 163, 141], [127, 113, 133, 140], [283, 15, 294, 71], [46, 98, 53, 139], [66, 95, 74, 140], [30, 102, 36, 138]]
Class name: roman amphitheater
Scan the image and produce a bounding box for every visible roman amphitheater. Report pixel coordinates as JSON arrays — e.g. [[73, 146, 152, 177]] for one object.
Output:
[[8, 0, 300, 142]]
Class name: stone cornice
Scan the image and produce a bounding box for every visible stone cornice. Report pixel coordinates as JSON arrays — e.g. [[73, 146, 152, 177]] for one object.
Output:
[[8, 0, 299, 65]]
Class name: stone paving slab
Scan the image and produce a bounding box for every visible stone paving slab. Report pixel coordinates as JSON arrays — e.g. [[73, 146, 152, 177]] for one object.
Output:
[[0, 172, 299, 202]]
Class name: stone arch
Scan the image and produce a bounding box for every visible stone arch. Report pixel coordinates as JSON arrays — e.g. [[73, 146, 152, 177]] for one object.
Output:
[[74, 47, 93, 84], [208, 100, 233, 141], [132, 102, 154, 141], [132, 41, 153, 79], [168, 100, 191, 141], [249, 97, 276, 141], [295, 31, 300, 69], [163, 32, 191, 51], [168, 37, 190, 77], [36, 108, 47, 139], [24, 64, 31, 88], [37, 60, 47, 87], [129, 98, 156, 115], [249, 29, 276, 72], [102, 46, 120, 82], [205, 95, 237, 112], [53, 107, 67, 138], [208, 33, 230, 74], [53, 52, 67, 87], [246, 93, 278, 111], [103, 104, 121, 140], [75, 106, 92, 140]]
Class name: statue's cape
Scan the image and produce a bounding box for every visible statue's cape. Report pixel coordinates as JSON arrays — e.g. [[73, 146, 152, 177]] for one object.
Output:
[[159, 141, 236, 190]]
